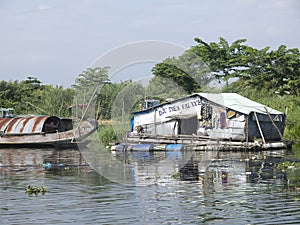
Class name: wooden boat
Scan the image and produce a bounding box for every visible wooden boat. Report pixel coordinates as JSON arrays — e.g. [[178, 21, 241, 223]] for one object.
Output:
[[0, 114, 98, 148]]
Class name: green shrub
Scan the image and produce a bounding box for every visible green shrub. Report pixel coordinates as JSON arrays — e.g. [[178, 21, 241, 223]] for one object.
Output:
[[97, 123, 130, 146], [97, 125, 117, 146]]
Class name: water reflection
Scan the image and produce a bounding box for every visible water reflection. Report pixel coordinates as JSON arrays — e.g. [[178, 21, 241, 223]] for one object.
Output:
[[1, 146, 299, 191], [1, 146, 299, 188], [108, 147, 299, 192], [1, 146, 300, 224], [0, 148, 106, 188], [0, 147, 84, 168]]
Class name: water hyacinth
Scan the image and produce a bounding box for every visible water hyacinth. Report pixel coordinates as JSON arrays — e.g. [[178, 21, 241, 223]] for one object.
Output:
[[25, 185, 48, 195]]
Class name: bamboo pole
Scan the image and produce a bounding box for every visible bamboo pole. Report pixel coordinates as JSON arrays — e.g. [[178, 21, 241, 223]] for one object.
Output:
[[254, 112, 266, 144], [154, 109, 157, 134], [245, 116, 249, 146]]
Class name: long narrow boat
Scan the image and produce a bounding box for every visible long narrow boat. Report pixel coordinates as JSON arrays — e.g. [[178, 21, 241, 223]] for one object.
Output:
[[0, 115, 98, 148]]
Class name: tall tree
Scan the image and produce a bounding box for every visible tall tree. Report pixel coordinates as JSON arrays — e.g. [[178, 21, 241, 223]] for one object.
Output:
[[192, 37, 300, 95], [72, 67, 110, 119], [72, 67, 110, 90], [152, 62, 201, 94], [151, 49, 209, 95], [0, 79, 73, 117], [193, 37, 251, 81], [37, 85, 74, 117]]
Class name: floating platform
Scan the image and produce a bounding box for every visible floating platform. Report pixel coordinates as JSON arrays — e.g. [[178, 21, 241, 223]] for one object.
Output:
[[113, 133, 292, 151]]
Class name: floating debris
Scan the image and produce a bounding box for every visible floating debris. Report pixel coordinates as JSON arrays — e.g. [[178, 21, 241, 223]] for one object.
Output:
[[25, 185, 48, 195], [42, 162, 70, 171]]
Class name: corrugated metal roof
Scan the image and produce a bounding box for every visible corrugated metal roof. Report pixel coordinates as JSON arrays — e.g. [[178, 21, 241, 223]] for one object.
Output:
[[0, 118, 13, 132], [196, 93, 283, 115], [0, 116, 49, 134], [133, 93, 283, 116]]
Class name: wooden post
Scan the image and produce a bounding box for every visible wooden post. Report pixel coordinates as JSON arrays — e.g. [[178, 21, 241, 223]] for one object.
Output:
[[154, 109, 157, 134], [245, 116, 249, 146], [254, 112, 266, 144]]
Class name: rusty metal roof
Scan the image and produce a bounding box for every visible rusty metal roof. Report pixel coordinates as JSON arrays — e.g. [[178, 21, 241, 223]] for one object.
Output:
[[0, 116, 49, 134]]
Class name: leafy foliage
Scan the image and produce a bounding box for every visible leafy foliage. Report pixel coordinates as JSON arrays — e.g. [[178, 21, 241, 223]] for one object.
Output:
[[151, 49, 210, 95], [72, 67, 146, 120], [0, 77, 73, 117], [97, 125, 117, 146], [110, 81, 145, 116], [72, 67, 110, 90], [152, 62, 201, 94], [192, 37, 300, 95], [146, 75, 187, 100], [72, 67, 110, 119], [38, 85, 74, 117]]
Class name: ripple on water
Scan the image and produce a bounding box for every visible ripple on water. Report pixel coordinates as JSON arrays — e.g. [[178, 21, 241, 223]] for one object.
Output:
[[1, 148, 300, 224]]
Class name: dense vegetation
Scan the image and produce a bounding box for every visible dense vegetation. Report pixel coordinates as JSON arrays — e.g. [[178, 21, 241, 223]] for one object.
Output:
[[0, 77, 74, 117], [1, 37, 299, 143]]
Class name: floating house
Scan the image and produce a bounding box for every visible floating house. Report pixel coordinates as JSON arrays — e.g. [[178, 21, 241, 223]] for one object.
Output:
[[123, 93, 288, 151]]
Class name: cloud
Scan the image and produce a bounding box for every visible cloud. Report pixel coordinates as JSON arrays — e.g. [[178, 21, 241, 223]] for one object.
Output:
[[36, 5, 53, 11], [0, 0, 299, 87]]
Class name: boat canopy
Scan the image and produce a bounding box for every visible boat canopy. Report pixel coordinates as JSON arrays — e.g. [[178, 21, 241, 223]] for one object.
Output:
[[0, 116, 73, 135]]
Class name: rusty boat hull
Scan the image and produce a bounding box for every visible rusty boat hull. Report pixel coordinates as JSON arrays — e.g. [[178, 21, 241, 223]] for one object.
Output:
[[0, 116, 98, 148]]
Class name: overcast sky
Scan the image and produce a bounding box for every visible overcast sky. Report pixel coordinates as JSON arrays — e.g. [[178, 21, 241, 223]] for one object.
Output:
[[0, 0, 299, 87]]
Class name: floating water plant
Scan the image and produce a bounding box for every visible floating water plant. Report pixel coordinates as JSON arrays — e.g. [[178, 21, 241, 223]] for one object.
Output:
[[277, 161, 300, 172], [172, 171, 181, 180], [25, 185, 48, 195]]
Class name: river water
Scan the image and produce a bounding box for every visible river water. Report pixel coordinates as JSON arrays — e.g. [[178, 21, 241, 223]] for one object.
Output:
[[1, 144, 300, 225]]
